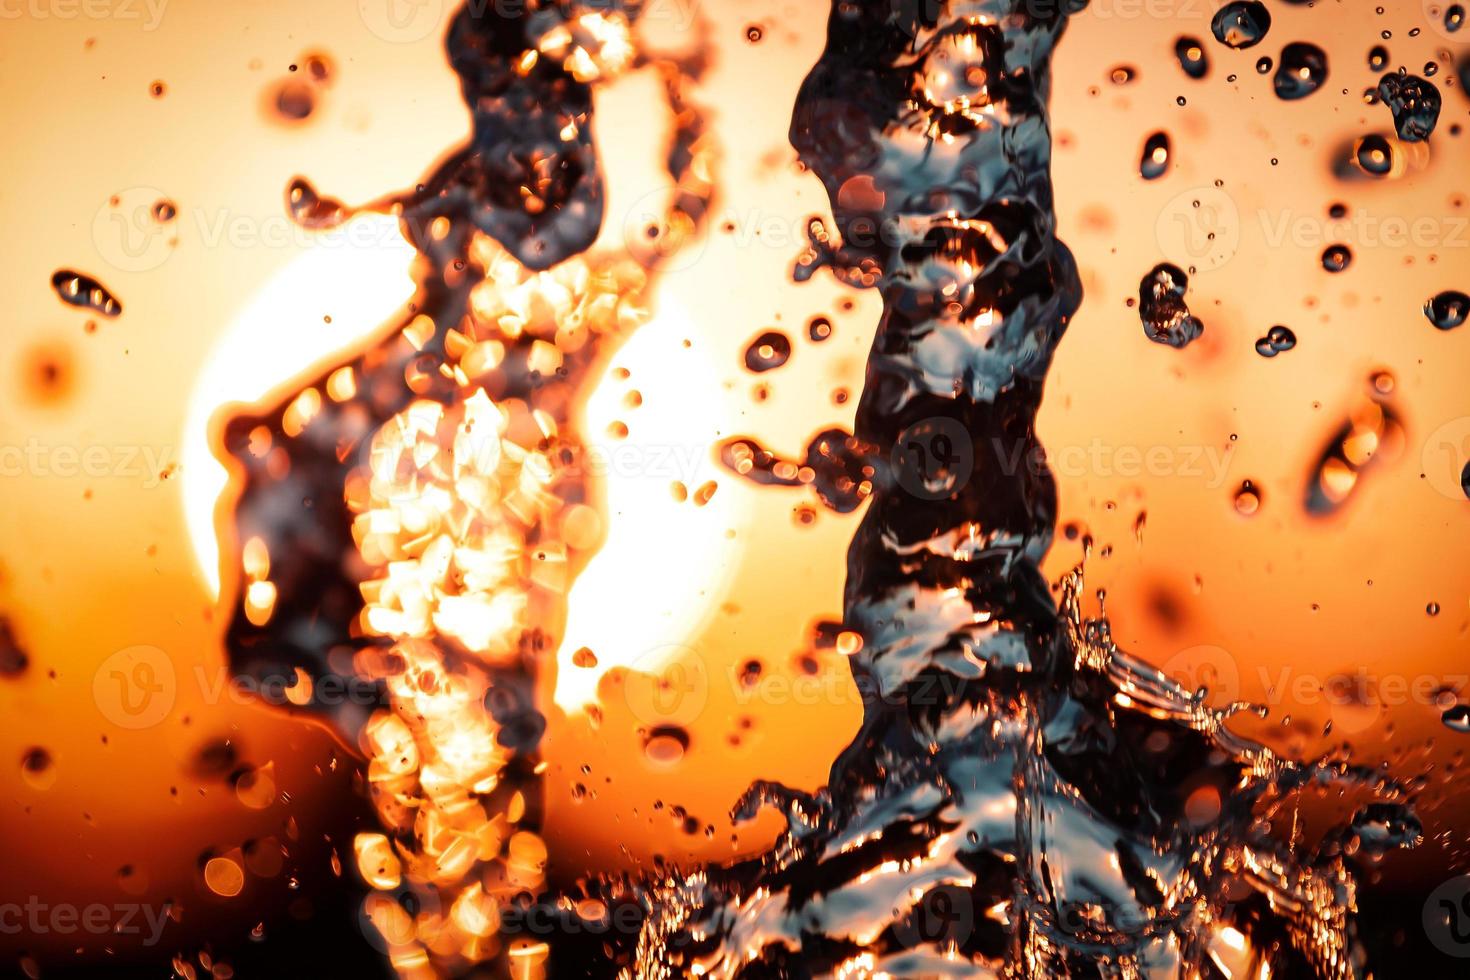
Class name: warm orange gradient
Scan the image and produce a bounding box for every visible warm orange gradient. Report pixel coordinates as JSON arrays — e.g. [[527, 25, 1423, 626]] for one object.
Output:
[[1, 0, 1467, 971]]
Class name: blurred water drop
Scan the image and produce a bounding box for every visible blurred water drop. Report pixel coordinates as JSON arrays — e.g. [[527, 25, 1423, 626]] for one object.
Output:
[[50, 270, 122, 317], [1234, 480, 1262, 515], [204, 855, 246, 898], [1211, 1, 1271, 49], [1444, 705, 1470, 732], [1447, 4, 1466, 32], [1424, 290, 1469, 329], [20, 747, 55, 790], [1175, 37, 1208, 78], [1139, 131, 1171, 179], [286, 178, 348, 229], [743, 330, 792, 373], [643, 726, 689, 766], [1274, 43, 1328, 99], [1138, 262, 1204, 348], [1376, 73, 1442, 141], [152, 199, 177, 223], [1305, 375, 1403, 515], [1321, 244, 1353, 272]]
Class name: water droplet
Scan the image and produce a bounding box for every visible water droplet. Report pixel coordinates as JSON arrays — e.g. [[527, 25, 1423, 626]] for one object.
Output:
[[571, 647, 597, 668], [1376, 72, 1442, 141], [1424, 290, 1469, 329], [1175, 37, 1209, 79], [204, 855, 246, 897], [1255, 324, 1297, 357], [745, 24, 763, 42], [1461, 460, 1470, 500], [744, 330, 792, 372], [1138, 262, 1204, 348], [1211, 1, 1271, 49], [1321, 244, 1353, 272], [1368, 45, 1390, 71], [286, 177, 348, 229], [1109, 65, 1136, 85], [1139, 131, 1171, 180], [20, 747, 55, 790], [1255, 55, 1273, 74], [1274, 43, 1328, 100], [1234, 480, 1262, 515], [808, 316, 832, 342], [50, 270, 122, 317], [643, 726, 690, 766], [152, 199, 177, 223], [1355, 133, 1395, 176], [1448, 4, 1466, 32], [149, 80, 166, 98], [1428, 601, 1442, 616], [1442, 704, 1470, 733]]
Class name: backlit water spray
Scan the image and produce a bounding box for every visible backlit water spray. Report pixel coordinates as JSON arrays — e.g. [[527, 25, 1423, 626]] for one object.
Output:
[[211, 1, 1426, 978]]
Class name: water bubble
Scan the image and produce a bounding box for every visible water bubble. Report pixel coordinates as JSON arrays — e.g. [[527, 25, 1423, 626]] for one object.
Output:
[[1321, 244, 1353, 272], [1274, 43, 1329, 100], [1234, 480, 1262, 515], [1255, 324, 1297, 357], [743, 330, 792, 372], [1138, 262, 1205, 348], [1139, 131, 1171, 180], [1211, 1, 1271, 49], [1175, 37, 1209, 79], [1424, 290, 1469, 329], [50, 270, 122, 317], [1376, 72, 1442, 141], [1369, 45, 1390, 70]]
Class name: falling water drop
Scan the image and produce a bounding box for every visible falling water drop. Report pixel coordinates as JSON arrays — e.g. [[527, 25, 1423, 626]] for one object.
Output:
[[1211, 1, 1271, 49], [1234, 480, 1262, 515], [1376, 73, 1442, 141], [1175, 36, 1209, 78], [1443, 704, 1470, 733], [1424, 290, 1469, 330], [1138, 262, 1204, 348], [1355, 134, 1396, 175], [19, 747, 55, 790], [743, 330, 792, 373], [1321, 244, 1353, 272], [1274, 43, 1329, 99], [1139, 131, 1171, 179], [50, 270, 122, 317]]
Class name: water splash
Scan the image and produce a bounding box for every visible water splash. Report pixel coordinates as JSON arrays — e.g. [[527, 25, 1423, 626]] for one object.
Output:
[[220, 3, 714, 975], [629, 2, 1416, 977]]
